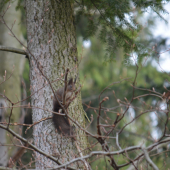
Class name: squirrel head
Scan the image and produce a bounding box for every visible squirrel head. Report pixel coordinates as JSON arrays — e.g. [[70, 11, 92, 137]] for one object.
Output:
[[67, 78, 76, 92]]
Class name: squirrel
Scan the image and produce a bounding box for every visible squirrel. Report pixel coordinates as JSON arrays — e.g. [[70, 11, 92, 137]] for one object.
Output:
[[52, 78, 76, 136], [53, 77, 92, 170]]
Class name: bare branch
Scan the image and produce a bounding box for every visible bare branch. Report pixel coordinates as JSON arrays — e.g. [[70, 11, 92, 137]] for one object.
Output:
[[116, 133, 122, 150], [0, 166, 12, 170], [119, 137, 170, 168], [62, 68, 69, 106], [0, 124, 76, 170], [141, 147, 159, 170], [52, 137, 170, 169], [0, 45, 28, 56]]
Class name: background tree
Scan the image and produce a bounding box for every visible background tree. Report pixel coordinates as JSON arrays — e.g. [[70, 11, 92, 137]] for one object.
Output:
[[0, 0, 25, 166]]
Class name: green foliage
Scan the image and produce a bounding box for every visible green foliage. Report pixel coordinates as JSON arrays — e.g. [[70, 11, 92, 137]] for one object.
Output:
[[0, 0, 10, 12], [75, 0, 170, 61]]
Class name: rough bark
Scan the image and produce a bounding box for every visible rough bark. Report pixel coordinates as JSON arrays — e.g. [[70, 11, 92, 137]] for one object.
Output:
[[25, 1, 87, 169], [0, 0, 25, 166]]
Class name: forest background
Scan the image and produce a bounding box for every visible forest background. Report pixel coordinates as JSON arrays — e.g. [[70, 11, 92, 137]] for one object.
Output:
[[0, 0, 170, 169]]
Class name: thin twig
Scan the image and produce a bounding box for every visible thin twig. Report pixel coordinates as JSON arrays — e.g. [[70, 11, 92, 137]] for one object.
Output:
[[63, 68, 69, 106]]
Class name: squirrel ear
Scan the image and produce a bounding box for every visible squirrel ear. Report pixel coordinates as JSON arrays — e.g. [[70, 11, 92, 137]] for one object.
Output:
[[68, 78, 73, 85]]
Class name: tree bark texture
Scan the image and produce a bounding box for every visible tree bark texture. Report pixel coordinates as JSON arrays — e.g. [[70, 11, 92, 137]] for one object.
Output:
[[25, 1, 87, 169]]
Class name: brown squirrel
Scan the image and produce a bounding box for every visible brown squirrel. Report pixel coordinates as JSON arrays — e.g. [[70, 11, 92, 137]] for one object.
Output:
[[52, 78, 76, 136], [53, 78, 92, 170]]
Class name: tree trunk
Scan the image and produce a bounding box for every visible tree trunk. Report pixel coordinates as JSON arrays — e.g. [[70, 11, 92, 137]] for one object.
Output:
[[25, 1, 87, 169], [0, 0, 25, 166]]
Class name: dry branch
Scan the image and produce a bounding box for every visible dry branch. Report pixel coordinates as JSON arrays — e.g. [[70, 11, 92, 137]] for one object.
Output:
[[0, 45, 28, 56]]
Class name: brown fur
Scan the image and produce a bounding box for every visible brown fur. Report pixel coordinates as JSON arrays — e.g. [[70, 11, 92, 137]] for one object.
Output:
[[52, 78, 75, 136]]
